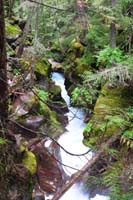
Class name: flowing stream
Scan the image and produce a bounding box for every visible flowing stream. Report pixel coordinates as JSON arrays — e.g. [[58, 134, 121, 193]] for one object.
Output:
[[47, 72, 109, 200]]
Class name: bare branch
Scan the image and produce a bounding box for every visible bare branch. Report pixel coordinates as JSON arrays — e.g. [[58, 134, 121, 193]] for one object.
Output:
[[9, 119, 91, 157]]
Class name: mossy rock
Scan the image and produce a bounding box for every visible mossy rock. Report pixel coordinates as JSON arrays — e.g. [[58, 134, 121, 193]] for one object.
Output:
[[83, 84, 133, 148], [71, 41, 85, 54], [49, 84, 62, 101], [50, 43, 64, 62], [5, 22, 21, 38], [50, 43, 61, 53], [10, 16, 20, 24], [75, 64, 88, 75], [38, 102, 64, 136], [35, 57, 51, 77], [52, 64, 64, 72], [24, 33, 33, 46], [22, 149, 37, 175]]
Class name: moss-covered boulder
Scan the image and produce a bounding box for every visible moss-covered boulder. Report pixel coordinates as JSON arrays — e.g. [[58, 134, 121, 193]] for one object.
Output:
[[83, 84, 133, 148], [6, 22, 21, 43], [50, 43, 64, 62], [34, 57, 51, 78], [49, 83, 62, 100], [71, 41, 85, 55], [40, 103, 64, 136], [74, 57, 90, 75]]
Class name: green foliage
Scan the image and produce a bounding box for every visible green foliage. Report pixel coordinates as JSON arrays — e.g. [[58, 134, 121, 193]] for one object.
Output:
[[126, 106, 133, 120], [71, 70, 103, 108], [0, 138, 7, 145], [102, 163, 132, 200], [71, 86, 94, 107], [86, 25, 109, 49], [121, 129, 133, 148], [96, 46, 123, 68], [5, 22, 21, 37], [103, 166, 119, 188], [35, 87, 49, 114], [13, 68, 20, 76], [71, 87, 80, 104], [37, 89, 49, 102], [84, 122, 92, 135], [105, 115, 128, 129], [122, 130, 133, 139]]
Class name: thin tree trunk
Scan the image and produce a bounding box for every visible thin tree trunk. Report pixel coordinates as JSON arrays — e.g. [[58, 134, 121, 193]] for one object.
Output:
[[7, 0, 14, 17], [19, 0, 23, 18], [110, 0, 117, 48], [76, 0, 88, 32], [17, 7, 34, 57], [0, 0, 8, 121], [34, 0, 40, 48], [51, 130, 122, 200], [128, 6, 133, 54]]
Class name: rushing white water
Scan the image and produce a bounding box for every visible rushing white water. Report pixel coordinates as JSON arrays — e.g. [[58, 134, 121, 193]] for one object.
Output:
[[50, 72, 109, 200]]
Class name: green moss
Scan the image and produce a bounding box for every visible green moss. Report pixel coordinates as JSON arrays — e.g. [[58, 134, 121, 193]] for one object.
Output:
[[49, 85, 62, 101], [5, 22, 21, 37], [36, 101, 63, 136], [20, 144, 37, 175], [52, 64, 64, 72], [51, 85, 61, 96], [83, 84, 133, 148], [75, 63, 89, 75], [71, 41, 84, 53], [35, 58, 51, 77], [48, 109, 64, 136], [22, 150, 37, 175]]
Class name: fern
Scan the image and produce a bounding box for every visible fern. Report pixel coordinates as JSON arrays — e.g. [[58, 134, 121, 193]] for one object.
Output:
[[105, 115, 128, 129], [84, 122, 92, 135], [96, 46, 123, 68]]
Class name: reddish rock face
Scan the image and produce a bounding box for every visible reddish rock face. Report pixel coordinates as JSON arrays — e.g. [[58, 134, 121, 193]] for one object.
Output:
[[32, 140, 64, 194]]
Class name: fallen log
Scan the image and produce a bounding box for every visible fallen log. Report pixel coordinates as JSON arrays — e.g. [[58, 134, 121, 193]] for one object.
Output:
[[51, 130, 122, 200]]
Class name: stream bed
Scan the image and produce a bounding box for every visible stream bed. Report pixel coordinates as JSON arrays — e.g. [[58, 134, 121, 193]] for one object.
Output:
[[45, 72, 109, 200]]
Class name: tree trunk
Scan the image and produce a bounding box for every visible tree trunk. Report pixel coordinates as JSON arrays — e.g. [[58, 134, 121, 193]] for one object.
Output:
[[17, 7, 34, 57], [0, 0, 8, 121], [51, 130, 122, 200], [6, 0, 14, 17], [19, 0, 23, 18], [34, 0, 40, 48], [110, 0, 117, 48]]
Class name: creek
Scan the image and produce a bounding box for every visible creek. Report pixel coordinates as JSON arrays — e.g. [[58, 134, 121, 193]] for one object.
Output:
[[45, 72, 109, 200]]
